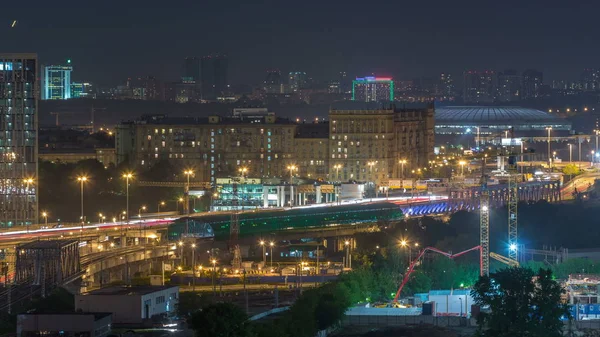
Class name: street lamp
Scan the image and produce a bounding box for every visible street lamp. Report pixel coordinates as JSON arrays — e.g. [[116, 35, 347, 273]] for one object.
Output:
[[178, 197, 184, 213], [333, 164, 342, 181], [459, 161, 466, 177], [287, 165, 298, 206], [42, 211, 48, 227], [545, 127, 552, 167], [344, 240, 351, 269], [211, 259, 217, 295], [399, 159, 407, 179], [178, 241, 184, 266], [191, 243, 197, 291], [77, 176, 88, 229], [158, 201, 165, 213], [400, 240, 412, 263], [569, 144, 573, 163], [269, 242, 274, 268], [98, 213, 106, 223], [239, 166, 248, 178], [259, 240, 266, 266], [184, 169, 194, 215], [122, 172, 134, 239], [138, 206, 146, 218]]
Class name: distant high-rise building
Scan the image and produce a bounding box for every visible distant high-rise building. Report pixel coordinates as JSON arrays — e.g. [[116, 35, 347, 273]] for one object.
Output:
[[497, 69, 521, 102], [339, 71, 351, 93], [580, 68, 600, 91], [42, 61, 73, 100], [0, 54, 38, 227], [288, 72, 307, 92], [521, 69, 543, 99], [463, 70, 496, 103], [71, 82, 94, 98], [201, 54, 228, 100], [438, 73, 455, 98], [144, 76, 162, 100], [264, 70, 282, 94], [183, 57, 201, 83], [352, 77, 394, 102]]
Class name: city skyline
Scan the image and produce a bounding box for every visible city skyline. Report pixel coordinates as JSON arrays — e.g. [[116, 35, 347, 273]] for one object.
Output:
[[3, 0, 600, 86]]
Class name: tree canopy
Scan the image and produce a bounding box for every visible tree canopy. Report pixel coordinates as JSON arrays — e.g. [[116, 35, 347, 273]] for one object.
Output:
[[188, 302, 251, 337], [471, 267, 570, 337]]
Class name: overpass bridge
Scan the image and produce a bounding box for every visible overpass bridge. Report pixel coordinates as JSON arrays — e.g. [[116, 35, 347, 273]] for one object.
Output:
[[0, 240, 175, 313]]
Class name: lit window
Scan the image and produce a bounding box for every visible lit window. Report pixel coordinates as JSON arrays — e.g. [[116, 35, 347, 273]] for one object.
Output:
[[162, 141, 166, 147], [154, 129, 158, 134], [154, 154, 158, 158], [147, 135, 151, 140]]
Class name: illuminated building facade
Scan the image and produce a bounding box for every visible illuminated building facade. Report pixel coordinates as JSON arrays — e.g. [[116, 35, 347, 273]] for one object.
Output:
[[117, 105, 434, 187], [42, 62, 72, 100], [352, 77, 394, 102], [329, 103, 434, 185], [71, 82, 93, 98], [0, 54, 38, 227]]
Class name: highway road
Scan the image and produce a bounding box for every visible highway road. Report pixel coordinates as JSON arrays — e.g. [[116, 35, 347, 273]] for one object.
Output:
[[562, 173, 600, 200]]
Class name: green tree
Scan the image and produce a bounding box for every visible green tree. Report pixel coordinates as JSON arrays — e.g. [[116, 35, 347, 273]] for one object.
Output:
[[472, 267, 569, 337], [177, 292, 212, 317], [531, 269, 571, 337], [188, 302, 250, 337], [562, 164, 581, 178]]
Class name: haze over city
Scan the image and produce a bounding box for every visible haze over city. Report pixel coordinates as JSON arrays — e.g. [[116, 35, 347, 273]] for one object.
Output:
[[3, 2, 600, 337]]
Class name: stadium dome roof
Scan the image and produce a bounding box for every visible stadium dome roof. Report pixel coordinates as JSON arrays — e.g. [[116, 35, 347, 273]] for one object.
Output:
[[436, 106, 562, 125]]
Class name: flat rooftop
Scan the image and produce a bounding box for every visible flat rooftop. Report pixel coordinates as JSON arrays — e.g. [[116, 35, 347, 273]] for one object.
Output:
[[19, 312, 112, 320], [84, 285, 178, 296], [18, 239, 79, 249]]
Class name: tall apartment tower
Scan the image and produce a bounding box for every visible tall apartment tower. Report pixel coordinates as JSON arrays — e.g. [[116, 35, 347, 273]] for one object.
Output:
[[0, 54, 38, 227]]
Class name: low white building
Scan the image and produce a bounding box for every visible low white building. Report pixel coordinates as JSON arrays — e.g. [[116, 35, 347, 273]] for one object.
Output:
[[75, 285, 179, 325]]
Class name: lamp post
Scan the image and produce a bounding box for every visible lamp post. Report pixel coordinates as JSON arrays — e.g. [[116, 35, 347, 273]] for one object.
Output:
[[211, 259, 217, 295], [184, 169, 194, 215], [545, 127, 552, 168], [259, 240, 266, 266], [42, 211, 48, 227], [269, 242, 274, 268], [344, 240, 351, 269], [191, 243, 196, 292], [178, 197, 184, 213], [77, 176, 88, 229], [333, 164, 342, 181], [98, 213, 105, 224], [287, 165, 297, 207], [399, 159, 407, 179], [158, 201, 165, 213], [569, 144, 572, 163], [138, 205, 146, 243], [400, 240, 412, 264], [122, 172, 133, 246], [178, 241, 184, 266]]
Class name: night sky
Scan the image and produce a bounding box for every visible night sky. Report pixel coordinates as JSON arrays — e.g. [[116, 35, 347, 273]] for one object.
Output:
[[2, 0, 598, 86]]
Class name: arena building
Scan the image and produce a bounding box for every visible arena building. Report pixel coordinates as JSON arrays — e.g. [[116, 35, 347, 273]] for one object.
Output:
[[435, 106, 572, 138]]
